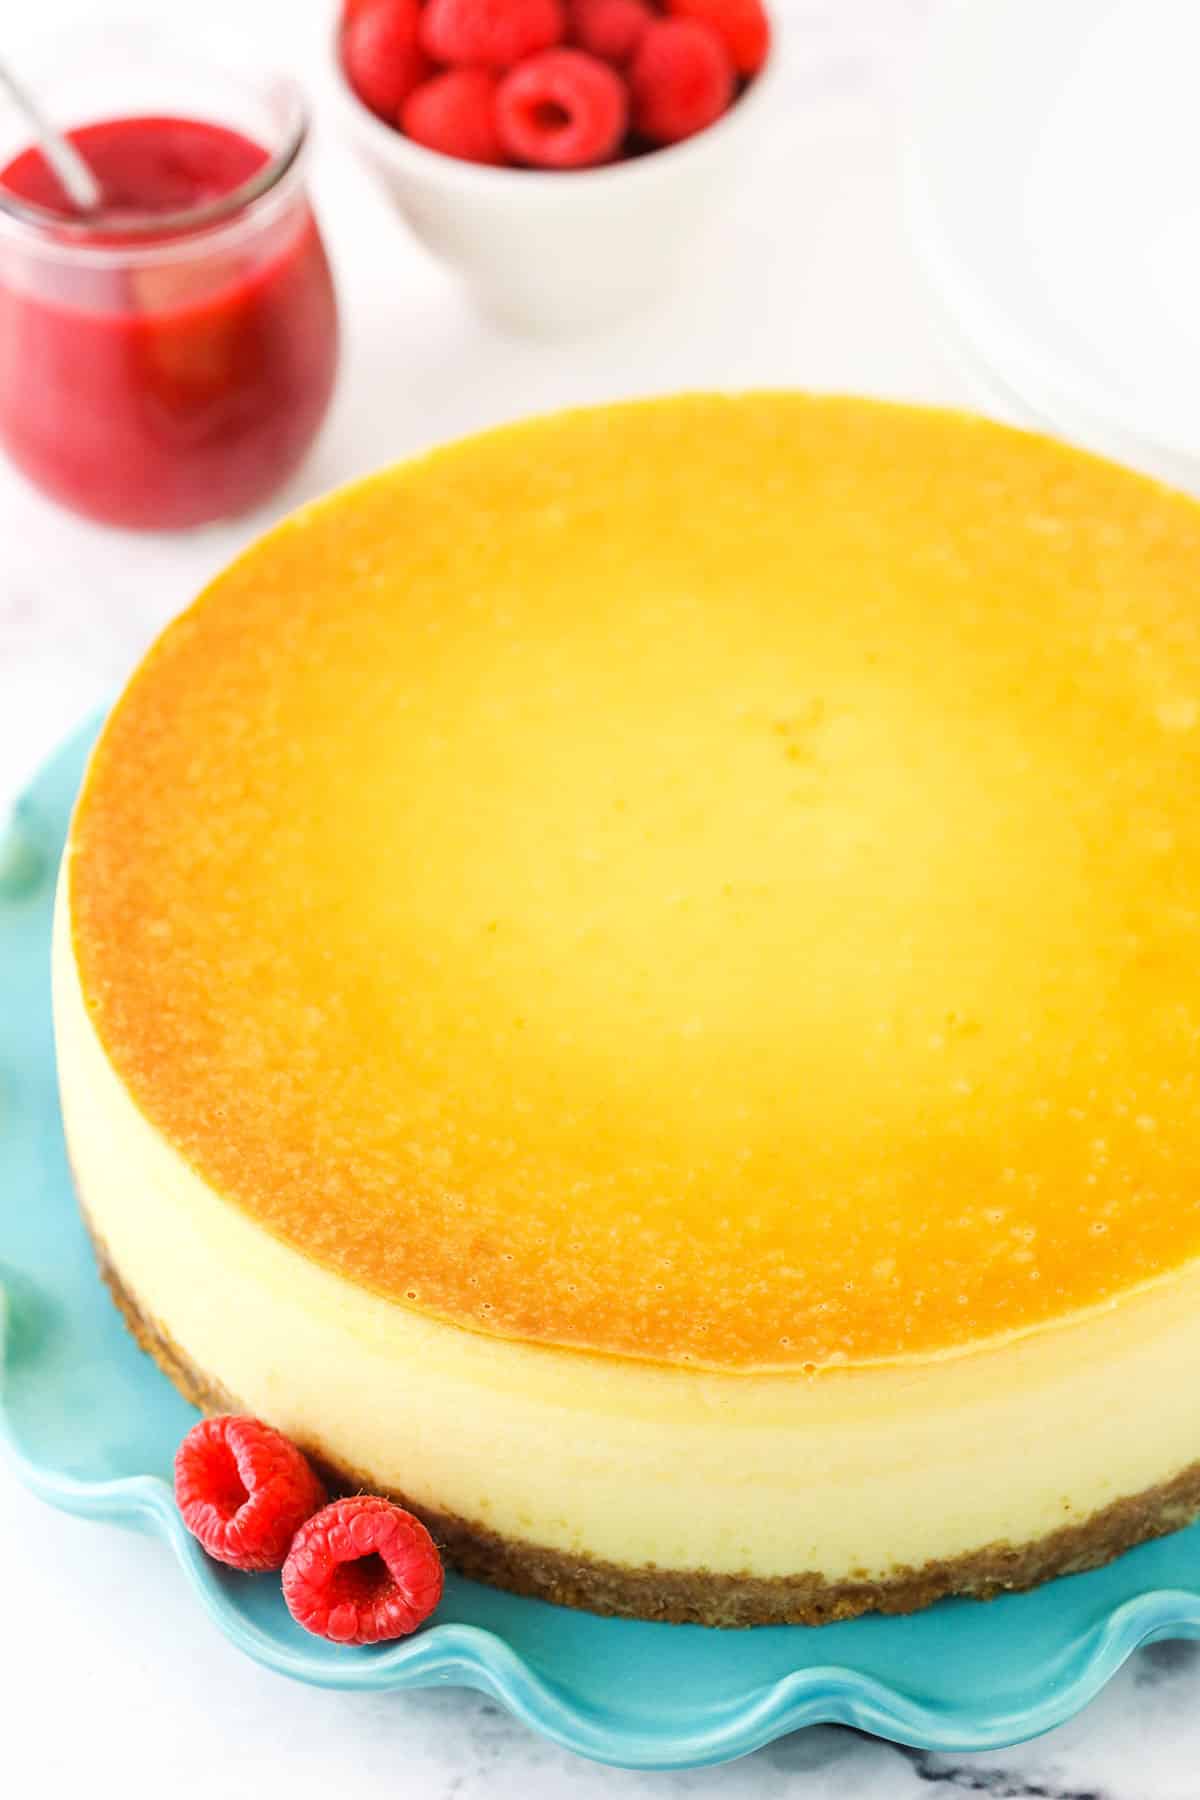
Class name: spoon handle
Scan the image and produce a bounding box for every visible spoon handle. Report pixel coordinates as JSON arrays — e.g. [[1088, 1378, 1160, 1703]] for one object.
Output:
[[0, 60, 102, 214]]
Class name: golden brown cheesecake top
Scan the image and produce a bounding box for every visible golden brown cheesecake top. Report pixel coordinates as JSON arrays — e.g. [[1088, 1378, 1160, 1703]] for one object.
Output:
[[68, 394, 1200, 1371]]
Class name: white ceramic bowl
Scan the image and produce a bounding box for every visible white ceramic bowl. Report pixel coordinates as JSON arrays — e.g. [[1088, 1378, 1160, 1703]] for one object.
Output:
[[330, 28, 783, 335]]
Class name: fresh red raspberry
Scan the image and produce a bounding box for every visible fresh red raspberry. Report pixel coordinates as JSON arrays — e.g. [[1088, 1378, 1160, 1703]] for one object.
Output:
[[629, 18, 734, 145], [569, 0, 652, 65], [496, 49, 628, 169], [402, 70, 509, 165], [174, 1415, 326, 1573], [665, 0, 769, 74], [282, 1496, 444, 1644], [342, 0, 432, 122], [421, 0, 566, 69]]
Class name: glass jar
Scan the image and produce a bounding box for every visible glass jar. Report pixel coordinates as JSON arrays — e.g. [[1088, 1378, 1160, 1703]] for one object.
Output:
[[0, 29, 339, 529]]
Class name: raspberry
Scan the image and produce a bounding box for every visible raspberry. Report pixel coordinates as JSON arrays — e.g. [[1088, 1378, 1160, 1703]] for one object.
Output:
[[665, 0, 770, 75], [402, 70, 509, 165], [342, 0, 432, 122], [282, 1496, 444, 1644], [421, 0, 566, 69], [174, 1415, 326, 1573], [629, 18, 734, 145], [569, 0, 652, 65], [496, 49, 628, 169]]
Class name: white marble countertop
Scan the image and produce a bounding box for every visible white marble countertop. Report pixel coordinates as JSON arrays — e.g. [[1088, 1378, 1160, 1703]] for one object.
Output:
[[4, 1, 1200, 1794]]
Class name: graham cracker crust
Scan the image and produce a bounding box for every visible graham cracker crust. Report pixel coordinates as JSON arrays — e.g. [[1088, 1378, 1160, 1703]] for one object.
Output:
[[86, 1221, 1200, 1628]]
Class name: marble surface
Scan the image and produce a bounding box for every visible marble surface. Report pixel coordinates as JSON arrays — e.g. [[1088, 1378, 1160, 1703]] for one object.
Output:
[[4, 1, 1200, 1794]]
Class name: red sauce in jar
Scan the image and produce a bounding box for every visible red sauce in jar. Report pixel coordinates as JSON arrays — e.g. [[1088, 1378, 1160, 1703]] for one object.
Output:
[[0, 115, 338, 528]]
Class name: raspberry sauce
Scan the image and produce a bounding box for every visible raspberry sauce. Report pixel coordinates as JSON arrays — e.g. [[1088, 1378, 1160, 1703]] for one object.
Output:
[[0, 115, 338, 528]]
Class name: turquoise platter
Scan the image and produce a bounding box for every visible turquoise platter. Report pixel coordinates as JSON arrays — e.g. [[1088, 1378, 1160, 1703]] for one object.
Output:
[[3, 720, 1200, 1771]]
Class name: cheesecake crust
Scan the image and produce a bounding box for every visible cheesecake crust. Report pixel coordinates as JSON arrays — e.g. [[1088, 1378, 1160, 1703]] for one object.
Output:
[[87, 1218, 1200, 1628]]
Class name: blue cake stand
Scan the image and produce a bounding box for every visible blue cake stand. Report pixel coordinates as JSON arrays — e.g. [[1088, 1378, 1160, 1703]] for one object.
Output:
[[3, 720, 1199, 1771]]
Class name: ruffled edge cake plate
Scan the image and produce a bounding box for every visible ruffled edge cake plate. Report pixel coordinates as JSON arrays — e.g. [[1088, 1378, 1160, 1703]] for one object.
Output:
[[4, 720, 1200, 1771]]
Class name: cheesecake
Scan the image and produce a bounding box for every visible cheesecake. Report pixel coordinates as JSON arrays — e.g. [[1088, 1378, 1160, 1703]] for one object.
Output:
[[56, 394, 1200, 1626]]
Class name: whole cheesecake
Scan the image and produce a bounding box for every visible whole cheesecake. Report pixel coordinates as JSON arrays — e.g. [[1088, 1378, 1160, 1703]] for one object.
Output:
[[56, 394, 1200, 1626]]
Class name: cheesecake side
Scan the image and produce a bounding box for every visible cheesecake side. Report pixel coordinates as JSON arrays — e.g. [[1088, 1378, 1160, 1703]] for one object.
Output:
[[56, 875, 1200, 1625]]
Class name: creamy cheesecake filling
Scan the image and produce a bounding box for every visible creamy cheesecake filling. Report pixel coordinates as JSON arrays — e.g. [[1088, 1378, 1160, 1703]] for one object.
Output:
[[63, 396, 1200, 1377], [56, 882, 1200, 1586]]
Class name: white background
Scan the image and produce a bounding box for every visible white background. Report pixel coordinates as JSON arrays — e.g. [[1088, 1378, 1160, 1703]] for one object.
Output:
[[3, 2, 1200, 1795]]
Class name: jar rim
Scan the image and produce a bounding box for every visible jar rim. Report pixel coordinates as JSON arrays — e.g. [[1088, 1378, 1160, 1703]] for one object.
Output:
[[0, 78, 308, 259]]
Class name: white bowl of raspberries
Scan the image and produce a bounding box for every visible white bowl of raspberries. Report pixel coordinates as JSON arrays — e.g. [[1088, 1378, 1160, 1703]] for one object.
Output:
[[331, 0, 777, 332]]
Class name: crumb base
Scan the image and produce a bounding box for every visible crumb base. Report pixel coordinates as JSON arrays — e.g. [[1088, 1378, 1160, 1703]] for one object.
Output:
[[86, 1217, 1200, 1627]]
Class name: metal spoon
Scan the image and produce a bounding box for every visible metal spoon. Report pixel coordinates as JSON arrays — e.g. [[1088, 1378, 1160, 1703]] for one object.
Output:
[[0, 59, 102, 213]]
